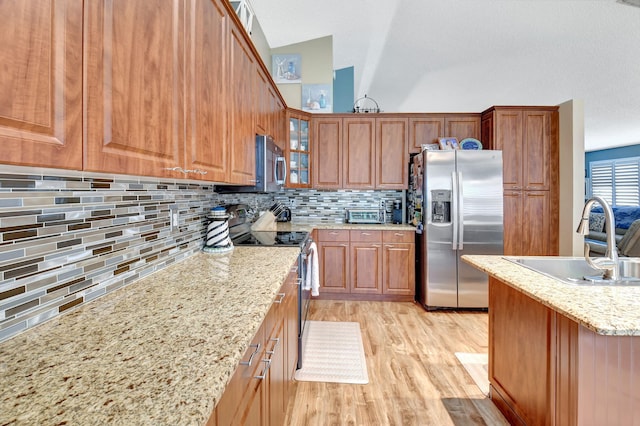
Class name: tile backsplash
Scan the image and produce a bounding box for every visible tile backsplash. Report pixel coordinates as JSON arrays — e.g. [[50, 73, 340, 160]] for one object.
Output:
[[0, 166, 218, 342], [212, 189, 404, 223], [0, 168, 404, 342]]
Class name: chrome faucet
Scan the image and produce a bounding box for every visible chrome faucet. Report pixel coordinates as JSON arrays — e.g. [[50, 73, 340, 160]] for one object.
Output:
[[576, 196, 620, 280]]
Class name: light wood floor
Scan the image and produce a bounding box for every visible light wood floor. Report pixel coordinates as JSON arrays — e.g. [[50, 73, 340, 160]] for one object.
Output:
[[285, 300, 508, 426]]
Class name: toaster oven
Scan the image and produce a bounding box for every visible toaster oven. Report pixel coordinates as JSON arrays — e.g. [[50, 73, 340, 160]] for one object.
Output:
[[345, 208, 386, 224]]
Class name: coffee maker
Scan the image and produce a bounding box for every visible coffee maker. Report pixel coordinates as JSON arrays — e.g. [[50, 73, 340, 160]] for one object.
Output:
[[392, 200, 403, 224]]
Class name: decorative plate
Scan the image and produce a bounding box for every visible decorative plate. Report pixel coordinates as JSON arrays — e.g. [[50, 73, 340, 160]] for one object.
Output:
[[460, 138, 483, 150]]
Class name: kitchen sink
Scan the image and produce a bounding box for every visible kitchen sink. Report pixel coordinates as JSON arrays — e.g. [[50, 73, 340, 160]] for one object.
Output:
[[503, 256, 640, 286]]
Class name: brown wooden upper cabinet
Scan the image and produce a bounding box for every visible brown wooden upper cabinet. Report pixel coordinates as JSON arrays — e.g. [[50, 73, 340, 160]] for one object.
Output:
[[287, 110, 312, 188], [314, 115, 408, 190], [408, 114, 480, 153], [84, 0, 235, 182], [482, 107, 557, 191], [313, 116, 343, 189], [0, 0, 83, 170]]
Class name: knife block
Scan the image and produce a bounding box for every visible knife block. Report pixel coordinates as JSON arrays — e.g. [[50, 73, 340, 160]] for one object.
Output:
[[251, 211, 277, 231]]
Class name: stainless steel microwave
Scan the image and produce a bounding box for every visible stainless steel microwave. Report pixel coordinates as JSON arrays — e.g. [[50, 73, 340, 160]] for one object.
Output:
[[216, 135, 286, 193]]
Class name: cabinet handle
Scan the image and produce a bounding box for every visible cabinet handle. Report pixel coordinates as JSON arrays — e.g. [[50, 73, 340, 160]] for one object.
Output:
[[274, 293, 286, 304], [164, 166, 185, 173], [385, 244, 394, 248], [254, 359, 272, 380], [372, 244, 381, 248], [362, 232, 371, 236], [240, 343, 261, 366], [394, 233, 404, 236], [329, 231, 339, 235], [340, 243, 349, 247], [266, 337, 281, 355]]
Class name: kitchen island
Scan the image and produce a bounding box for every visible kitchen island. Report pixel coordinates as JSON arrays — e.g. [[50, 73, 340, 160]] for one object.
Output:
[[463, 255, 640, 426]]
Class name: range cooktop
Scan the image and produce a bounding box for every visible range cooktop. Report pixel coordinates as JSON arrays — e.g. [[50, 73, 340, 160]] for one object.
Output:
[[231, 231, 310, 247]]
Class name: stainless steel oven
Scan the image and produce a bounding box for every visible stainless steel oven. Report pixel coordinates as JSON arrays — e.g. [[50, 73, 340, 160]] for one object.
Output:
[[231, 229, 313, 370]]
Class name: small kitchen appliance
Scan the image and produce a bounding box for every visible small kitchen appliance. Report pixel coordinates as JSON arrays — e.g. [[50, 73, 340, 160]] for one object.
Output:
[[392, 200, 403, 224], [345, 208, 385, 224]]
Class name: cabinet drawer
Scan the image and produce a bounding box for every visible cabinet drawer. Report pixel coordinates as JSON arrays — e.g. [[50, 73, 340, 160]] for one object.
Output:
[[317, 229, 350, 242], [383, 230, 414, 243], [350, 230, 382, 242]]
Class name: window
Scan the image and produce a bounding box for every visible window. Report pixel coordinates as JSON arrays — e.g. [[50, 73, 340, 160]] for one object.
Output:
[[589, 157, 640, 206]]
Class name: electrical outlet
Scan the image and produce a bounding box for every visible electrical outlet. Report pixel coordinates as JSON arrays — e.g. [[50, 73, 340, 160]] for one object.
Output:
[[289, 199, 296, 207], [169, 205, 179, 231]]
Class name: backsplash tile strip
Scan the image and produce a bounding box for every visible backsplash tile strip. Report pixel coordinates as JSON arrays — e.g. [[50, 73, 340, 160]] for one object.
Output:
[[0, 167, 217, 342]]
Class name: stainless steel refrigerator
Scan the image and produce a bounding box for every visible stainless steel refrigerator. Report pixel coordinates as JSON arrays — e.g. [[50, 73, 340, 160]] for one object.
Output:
[[415, 150, 503, 309]]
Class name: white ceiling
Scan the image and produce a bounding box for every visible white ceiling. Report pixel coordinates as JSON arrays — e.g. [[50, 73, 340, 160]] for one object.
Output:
[[251, 0, 640, 152]]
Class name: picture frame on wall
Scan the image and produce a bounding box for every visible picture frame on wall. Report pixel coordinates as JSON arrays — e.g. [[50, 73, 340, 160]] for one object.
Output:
[[438, 137, 459, 150], [272, 54, 301, 84], [301, 84, 333, 113]]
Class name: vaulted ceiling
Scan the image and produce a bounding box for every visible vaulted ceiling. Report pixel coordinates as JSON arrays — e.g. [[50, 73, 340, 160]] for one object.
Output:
[[251, 0, 640, 151]]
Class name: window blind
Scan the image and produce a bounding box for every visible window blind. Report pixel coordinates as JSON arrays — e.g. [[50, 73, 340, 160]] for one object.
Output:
[[589, 157, 640, 206]]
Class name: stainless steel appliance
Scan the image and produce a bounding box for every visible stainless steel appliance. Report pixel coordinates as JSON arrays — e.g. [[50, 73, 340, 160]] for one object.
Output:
[[216, 135, 286, 193], [345, 208, 386, 224], [228, 210, 313, 369], [412, 150, 503, 309]]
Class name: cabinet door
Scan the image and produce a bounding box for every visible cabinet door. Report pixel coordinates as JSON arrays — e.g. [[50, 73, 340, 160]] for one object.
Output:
[[522, 191, 550, 256], [481, 111, 494, 150], [288, 114, 311, 187], [266, 318, 286, 426], [227, 25, 256, 184], [523, 111, 551, 190], [84, 0, 185, 177], [383, 243, 415, 295], [444, 115, 481, 142], [313, 117, 343, 189], [503, 190, 523, 256], [376, 118, 408, 189], [255, 66, 269, 134], [343, 117, 375, 189], [408, 116, 444, 154], [350, 243, 383, 294], [317, 241, 350, 293], [0, 0, 82, 170], [184, 0, 228, 182], [489, 278, 554, 426], [284, 270, 298, 387], [495, 110, 524, 190]]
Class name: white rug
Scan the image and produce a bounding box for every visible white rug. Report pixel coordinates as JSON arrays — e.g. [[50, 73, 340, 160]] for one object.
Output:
[[455, 352, 489, 396], [295, 321, 369, 384]]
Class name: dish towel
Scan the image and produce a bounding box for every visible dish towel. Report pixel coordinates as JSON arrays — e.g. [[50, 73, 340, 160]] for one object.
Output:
[[305, 241, 320, 296]]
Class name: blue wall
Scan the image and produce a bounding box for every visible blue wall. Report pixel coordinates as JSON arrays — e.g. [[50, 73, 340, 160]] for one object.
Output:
[[585, 145, 640, 178], [333, 66, 354, 113]]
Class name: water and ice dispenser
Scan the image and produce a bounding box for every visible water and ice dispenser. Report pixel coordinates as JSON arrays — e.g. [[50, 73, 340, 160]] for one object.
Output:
[[431, 190, 451, 223]]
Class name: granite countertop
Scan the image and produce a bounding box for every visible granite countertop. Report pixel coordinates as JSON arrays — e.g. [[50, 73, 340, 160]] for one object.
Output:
[[277, 222, 416, 233], [0, 247, 300, 426], [463, 255, 640, 336]]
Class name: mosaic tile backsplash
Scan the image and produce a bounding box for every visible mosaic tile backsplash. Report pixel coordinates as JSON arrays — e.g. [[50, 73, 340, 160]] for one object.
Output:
[[0, 167, 218, 342], [214, 189, 405, 224], [0, 167, 404, 342]]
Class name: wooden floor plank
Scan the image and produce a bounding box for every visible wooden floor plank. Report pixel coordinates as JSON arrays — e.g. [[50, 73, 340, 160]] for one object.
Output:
[[285, 300, 508, 426]]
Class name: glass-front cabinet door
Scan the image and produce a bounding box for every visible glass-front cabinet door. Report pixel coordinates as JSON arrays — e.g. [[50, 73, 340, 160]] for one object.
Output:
[[287, 111, 311, 187]]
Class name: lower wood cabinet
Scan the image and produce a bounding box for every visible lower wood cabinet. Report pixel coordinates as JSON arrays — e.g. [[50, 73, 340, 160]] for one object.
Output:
[[317, 229, 415, 301], [210, 267, 298, 426], [489, 276, 640, 425], [503, 190, 553, 256]]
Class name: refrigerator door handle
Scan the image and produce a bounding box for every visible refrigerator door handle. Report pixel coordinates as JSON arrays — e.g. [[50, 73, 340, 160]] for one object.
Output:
[[458, 171, 464, 250], [451, 171, 458, 250]]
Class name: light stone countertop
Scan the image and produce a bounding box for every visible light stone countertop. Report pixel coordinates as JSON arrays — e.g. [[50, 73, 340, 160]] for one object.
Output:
[[0, 247, 300, 426], [277, 221, 416, 233], [0, 223, 415, 425], [463, 255, 640, 336]]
